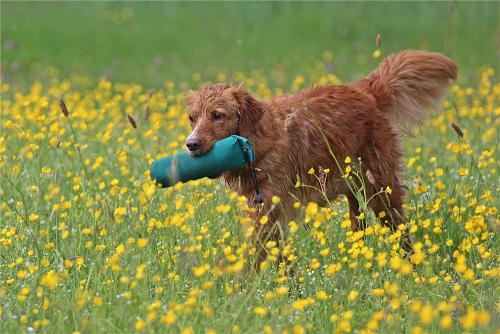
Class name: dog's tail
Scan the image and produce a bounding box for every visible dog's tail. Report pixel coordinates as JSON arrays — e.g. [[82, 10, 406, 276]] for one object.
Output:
[[359, 50, 457, 133]]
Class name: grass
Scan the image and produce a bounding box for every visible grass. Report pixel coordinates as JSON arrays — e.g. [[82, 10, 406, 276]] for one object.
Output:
[[1, 2, 499, 334], [1, 2, 499, 86]]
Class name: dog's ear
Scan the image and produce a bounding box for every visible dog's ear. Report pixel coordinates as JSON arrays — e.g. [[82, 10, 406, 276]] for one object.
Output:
[[232, 86, 264, 137]]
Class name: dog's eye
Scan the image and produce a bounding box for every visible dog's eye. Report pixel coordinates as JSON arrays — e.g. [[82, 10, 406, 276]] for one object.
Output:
[[212, 112, 224, 121], [188, 115, 196, 123]]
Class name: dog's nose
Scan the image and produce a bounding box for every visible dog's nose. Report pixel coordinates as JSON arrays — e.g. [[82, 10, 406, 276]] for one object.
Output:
[[186, 136, 202, 152]]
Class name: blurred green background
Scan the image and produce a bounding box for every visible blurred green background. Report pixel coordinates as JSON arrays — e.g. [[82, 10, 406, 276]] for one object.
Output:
[[1, 2, 499, 87]]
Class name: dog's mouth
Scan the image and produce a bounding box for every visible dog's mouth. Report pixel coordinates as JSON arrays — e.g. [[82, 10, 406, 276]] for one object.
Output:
[[187, 149, 203, 157], [186, 137, 223, 157], [186, 143, 214, 157]]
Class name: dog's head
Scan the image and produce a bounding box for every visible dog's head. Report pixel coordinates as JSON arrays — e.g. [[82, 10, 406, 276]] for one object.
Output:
[[185, 83, 264, 156]]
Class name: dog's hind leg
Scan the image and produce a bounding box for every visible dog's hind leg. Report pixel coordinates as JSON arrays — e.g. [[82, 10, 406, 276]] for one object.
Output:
[[365, 181, 413, 255], [361, 121, 413, 254]]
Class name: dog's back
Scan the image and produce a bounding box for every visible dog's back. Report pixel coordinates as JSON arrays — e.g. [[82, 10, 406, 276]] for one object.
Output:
[[268, 50, 457, 249], [275, 50, 457, 158]]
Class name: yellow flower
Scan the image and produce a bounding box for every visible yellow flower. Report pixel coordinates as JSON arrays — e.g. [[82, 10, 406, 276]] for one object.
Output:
[[305, 202, 318, 217], [276, 286, 289, 296], [254, 307, 268, 315], [316, 290, 329, 300], [307, 168, 315, 174], [292, 297, 314, 311], [339, 319, 351, 332], [271, 196, 281, 204], [289, 220, 298, 233], [160, 310, 177, 324], [390, 298, 400, 310], [389, 256, 401, 270], [319, 248, 330, 256], [92, 296, 103, 306], [477, 310, 491, 326], [420, 304, 433, 324], [114, 207, 127, 216], [348, 290, 359, 302], [137, 238, 148, 248], [17, 271, 27, 280], [411, 326, 424, 334], [325, 263, 341, 276], [40, 271, 58, 289], [344, 156, 351, 164], [292, 324, 305, 334], [400, 261, 413, 275], [460, 307, 477, 329], [181, 326, 193, 334], [215, 204, 231, 213], [372, 49, 382, 58], [259, 215, 269, 225], [439, 315, 453, 329], [458, 168, 469, 176], [309, 258, 320, 270], [192, 264, 210, 277], [135, 319, 145, 331], [410, 251, 424, 265]]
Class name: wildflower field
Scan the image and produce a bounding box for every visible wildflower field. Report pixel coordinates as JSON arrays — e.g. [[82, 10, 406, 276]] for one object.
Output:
[[1, 2, 499, 334]]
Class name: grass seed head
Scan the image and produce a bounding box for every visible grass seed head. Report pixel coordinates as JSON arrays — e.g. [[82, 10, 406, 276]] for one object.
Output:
[[450, 122, 464, 138], [376, 33, 382, 48], [59, 98, 69, 117], [127, 114, 137, 129]]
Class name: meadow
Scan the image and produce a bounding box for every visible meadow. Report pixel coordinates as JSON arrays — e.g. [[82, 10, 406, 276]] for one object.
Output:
[[1, 2, 499, 334]]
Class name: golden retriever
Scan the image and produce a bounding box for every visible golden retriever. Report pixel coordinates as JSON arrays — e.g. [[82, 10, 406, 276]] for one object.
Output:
[[185, 50, 457, 262]]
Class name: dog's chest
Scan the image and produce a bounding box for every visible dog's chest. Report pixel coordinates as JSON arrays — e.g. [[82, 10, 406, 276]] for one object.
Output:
[[222, 171, 253, 195]]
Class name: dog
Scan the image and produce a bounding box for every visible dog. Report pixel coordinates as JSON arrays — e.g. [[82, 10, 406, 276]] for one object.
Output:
[[185, 50, 457, 262]]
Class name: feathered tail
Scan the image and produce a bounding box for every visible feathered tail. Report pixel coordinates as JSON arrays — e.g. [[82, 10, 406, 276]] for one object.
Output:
[[358, 50, 457, 133]]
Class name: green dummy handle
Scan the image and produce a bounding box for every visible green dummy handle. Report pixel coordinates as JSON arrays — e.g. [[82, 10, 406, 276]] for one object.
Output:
[[150, 135, 255, 188]]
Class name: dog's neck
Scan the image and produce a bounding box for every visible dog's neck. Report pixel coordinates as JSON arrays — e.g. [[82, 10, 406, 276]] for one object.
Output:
[[242, 104, 277, 161], [223, 103, 279, 198]]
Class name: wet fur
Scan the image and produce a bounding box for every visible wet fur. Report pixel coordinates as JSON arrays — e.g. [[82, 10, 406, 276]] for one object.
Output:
[[186, 50, 457, 260]]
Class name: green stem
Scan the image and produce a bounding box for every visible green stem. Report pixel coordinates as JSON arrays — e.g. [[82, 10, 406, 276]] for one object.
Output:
[[1, 174, 43, 263], [65, 116, 90, 179]]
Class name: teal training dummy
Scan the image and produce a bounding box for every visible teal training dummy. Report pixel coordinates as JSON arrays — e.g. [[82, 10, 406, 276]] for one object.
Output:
[[150, 135, 256, 188]]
